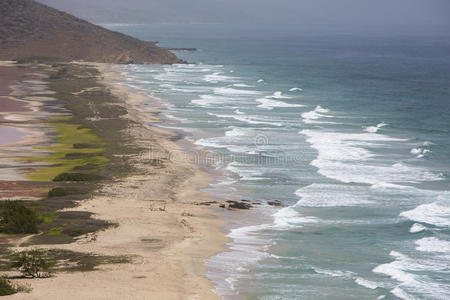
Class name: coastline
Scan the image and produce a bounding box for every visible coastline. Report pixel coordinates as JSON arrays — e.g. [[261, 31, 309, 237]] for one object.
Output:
[[2, 61, 228, 299]]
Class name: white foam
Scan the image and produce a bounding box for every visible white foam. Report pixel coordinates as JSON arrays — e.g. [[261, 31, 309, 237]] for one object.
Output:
[[203, 72, 234, 83], [209, 112, 283, 127], [289, 87, 303, 92], [313, 267, 354, 278], [256, 98, 304, 110], [207, 222, 272, 297], [355, 277, 379, 290], [410, 147, 431, 158], [268, 91, 292, 99], [226, 162, 265, 180], [301, 106, 333, 124], [300, 129, 440, 184], [225, 126, 252, 137], [365, 122, 387, 133], [415, 237, 450, 253], [233, 83, 253, 88], [214, 87, 261, 96], [373, 250, 450, 299], [272, 206, 319, 229], [409, 223, 427, 233], [400, 202, 450, 227], [257, 79, 264, 83], [195, 138, 254, 154], [295, 184, 375, 207]]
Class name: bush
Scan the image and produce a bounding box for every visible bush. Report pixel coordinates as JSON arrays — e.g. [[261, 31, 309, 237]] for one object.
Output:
[[11, 249, 55, 278], [0, 276, 17, 296], [0, 201, 41, 234], [52, 173, 104, 182], [47, 187, 82, 197]]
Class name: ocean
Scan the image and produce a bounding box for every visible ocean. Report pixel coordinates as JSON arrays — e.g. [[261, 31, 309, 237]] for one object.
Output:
[[105, 23, 450, 300]]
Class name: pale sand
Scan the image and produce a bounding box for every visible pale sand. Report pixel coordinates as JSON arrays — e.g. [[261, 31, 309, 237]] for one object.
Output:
[[10, 63, 227, 299]]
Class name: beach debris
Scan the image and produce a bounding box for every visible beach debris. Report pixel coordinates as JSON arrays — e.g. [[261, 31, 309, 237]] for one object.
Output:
[[146, 200, 166, 211], [196, 201, 217, 206]]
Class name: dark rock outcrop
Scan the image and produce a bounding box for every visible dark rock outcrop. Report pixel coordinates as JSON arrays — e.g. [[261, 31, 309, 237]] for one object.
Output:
[[227, 201, 252, 210], [0, 0, 182, 64]]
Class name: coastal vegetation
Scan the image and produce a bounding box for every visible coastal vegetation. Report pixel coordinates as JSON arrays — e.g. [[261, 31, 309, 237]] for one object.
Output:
[[0, 201, 41, 234], [0, 276, 17, 296], [11, 249, 55, 278], [25, 118, 108, 182]]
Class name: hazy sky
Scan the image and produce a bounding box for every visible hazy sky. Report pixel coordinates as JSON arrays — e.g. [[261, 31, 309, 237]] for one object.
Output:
[[39, 0, 450, 33]]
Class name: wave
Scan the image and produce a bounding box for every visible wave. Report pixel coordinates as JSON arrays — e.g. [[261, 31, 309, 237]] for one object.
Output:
[[195, 138, 255, 154], [365, 122, 387, 133], [415, 237, 450, 253], [373, 251, 450, 300], [410, 147, 431, 158], [233, 83, 254, 88], [400, 202, 450, 227], [226, 162, 265, 180], [313, 268, 381, 291], [209, 112, 283, 127], [206, 223, 273, 297], [267, 91, 292, 99], [289, 87, 303, 92], [301, 106, 334, 124], [204, 72, 235, 83], [299, 129, 441, 184], [190, 94, 231, 107], [272, 206, 319, 229], [195, 127, 257, 154], [409, 223, 427, 233], [214, 87, 261, 96], [256, 98, 304, 110], [354, 277, 379, 290], [295, 184, 375, 207]]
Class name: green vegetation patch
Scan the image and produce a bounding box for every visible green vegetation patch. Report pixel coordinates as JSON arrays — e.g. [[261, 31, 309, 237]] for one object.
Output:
[[47, 225, 65, 236], [0, 201, 42, 234], [0, 276, 18, 296], [25, 119, 109, 182], [47, 187, 84, 197], [52, 173, 104, 182]]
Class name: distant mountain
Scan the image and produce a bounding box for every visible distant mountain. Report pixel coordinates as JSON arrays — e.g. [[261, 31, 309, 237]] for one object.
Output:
[[0, 0, 181, 64]]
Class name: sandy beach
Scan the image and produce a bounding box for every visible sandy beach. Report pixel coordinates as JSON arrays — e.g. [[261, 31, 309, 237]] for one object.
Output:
[[1, 62, 228, 299]]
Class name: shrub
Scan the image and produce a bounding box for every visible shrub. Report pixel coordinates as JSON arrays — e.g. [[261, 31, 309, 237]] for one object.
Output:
[[11, 249, 55, 278], [47, 187, 82, 197], [0, 276, 17, 296], [52, 172, 104, 182], [0, 201, 41, 234]]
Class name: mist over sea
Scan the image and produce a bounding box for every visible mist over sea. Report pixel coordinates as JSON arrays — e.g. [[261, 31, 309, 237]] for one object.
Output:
[[106, 24, 450, 300]]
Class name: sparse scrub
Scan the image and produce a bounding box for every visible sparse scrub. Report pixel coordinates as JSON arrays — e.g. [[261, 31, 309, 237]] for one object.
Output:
[[11, 249, 55, 278]]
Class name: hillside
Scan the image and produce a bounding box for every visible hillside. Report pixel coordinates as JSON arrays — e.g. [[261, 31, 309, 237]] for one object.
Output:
[[0, 0, 182, 64]]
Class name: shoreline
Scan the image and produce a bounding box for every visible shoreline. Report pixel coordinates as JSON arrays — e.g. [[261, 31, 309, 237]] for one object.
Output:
[[1, 61, 229, 299]]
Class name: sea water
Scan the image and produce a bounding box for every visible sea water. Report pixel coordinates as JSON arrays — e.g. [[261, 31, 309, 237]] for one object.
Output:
[[105, 24, 450, 300]]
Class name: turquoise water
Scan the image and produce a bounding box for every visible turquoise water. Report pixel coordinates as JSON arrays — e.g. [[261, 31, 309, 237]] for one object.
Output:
[[107, 24, 450, 299]]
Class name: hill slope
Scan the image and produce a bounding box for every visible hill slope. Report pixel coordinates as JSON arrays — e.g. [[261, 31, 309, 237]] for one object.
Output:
[[0, 0, 182, 64]]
